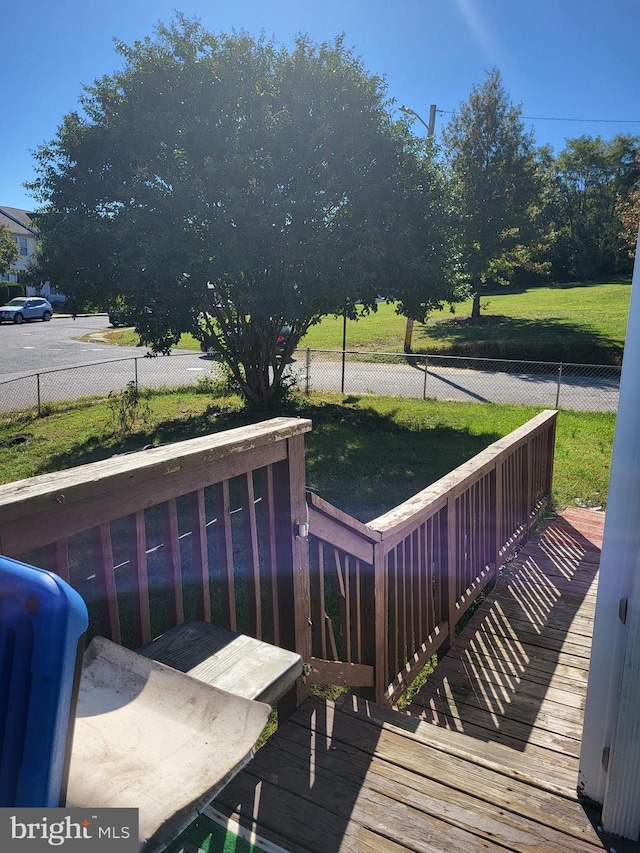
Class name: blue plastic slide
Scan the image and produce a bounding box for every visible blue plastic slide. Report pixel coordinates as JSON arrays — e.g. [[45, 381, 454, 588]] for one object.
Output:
[[0, 556, 88, 806]]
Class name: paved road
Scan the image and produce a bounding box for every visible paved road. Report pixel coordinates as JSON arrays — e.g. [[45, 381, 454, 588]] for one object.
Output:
[[0, 314, 620, 413], [0, 313, 217, 412], [1, 313, 151, 377]]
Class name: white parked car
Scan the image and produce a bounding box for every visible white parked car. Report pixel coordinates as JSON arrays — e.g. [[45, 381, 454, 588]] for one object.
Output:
[[0, 297, 53, 324]]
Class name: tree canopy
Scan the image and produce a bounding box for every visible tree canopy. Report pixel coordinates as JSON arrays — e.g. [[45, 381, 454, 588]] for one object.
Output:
[[549, 134, 639, 278], [29, 17, 461, 405], [442, 68, 546, 318], [0, 223, 18, 278]]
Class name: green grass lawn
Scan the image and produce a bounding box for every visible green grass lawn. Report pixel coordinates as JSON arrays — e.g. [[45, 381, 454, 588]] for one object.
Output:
[[95, 279, 631, 366], [0, 389, 614, 515], [300, 280, 630, 364]]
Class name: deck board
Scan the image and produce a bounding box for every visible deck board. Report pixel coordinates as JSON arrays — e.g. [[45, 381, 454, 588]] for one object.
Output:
[[209, 508, 640, 852]]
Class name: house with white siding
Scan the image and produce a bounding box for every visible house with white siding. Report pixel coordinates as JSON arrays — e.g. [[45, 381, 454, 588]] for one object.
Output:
[[0, 206, 38, 281], [0, 206, 65, 301]]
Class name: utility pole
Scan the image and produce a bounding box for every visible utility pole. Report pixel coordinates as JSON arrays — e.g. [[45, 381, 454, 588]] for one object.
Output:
[[399, 105, 437, 354]]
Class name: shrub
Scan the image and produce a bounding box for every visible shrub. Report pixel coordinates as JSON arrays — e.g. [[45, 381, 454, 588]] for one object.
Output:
[[8, 283, 25, 300], [108, 381, 151, 436], [0, 282, 26, 304]]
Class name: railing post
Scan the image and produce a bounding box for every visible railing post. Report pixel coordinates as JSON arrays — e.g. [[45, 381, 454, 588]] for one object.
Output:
[[273, 433, 312, 719]]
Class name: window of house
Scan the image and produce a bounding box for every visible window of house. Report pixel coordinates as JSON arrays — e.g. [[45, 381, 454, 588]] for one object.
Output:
[[17, 237, 29, 256]]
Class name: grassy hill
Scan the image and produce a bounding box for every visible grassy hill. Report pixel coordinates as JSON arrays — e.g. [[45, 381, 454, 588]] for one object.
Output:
[[97, 279, 631, 366], [300, 280, 631, 365]]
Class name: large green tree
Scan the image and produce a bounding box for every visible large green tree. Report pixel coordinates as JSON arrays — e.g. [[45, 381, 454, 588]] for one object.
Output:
[[0, 223, 18, 278], [442, 69, 546, 319], [29, 18, 460, 405]]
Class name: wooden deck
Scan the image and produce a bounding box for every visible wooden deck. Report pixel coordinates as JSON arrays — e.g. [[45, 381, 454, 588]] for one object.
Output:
[[207, 507, 640, 853]]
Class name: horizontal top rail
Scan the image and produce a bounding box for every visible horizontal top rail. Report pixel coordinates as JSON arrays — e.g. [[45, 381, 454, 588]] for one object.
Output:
[[368, 409, 557, 539], [0, 418, 311, 554], [306, 491, 381, 543], [306, 490, 381, 564]]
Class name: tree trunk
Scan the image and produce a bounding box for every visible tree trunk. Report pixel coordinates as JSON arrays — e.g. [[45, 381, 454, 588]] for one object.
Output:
[[403, 317, 414, 353], [471, 286, 482, 321]]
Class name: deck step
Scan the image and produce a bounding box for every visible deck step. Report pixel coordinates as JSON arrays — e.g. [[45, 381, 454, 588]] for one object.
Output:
[[336, 694, 579, 799], [136, 620, 303, 706]]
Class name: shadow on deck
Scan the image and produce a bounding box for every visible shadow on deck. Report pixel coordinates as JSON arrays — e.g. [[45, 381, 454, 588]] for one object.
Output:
[[197, 507, 640, 853], [407, 505, 601, 793]]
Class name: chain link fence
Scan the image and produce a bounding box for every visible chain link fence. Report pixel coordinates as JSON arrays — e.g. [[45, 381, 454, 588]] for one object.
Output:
[[0, 351, 222, 417], [295, 350, 620, 412], [0, 348, 620, 417]]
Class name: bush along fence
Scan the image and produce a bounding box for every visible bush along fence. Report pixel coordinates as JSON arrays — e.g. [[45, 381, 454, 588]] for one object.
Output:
[[0, 348, 621, 418]]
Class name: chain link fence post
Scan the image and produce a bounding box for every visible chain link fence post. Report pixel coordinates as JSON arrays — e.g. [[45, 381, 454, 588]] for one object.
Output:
[[305, 348, 311, 396], [134, 357, 139, 391], [555, 363, 563, 408], [423, 355, 429, 400], [37, 373, 41, 417]]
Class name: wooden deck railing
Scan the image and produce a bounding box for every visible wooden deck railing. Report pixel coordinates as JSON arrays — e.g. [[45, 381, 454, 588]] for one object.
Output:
[[0, 410, 557, 709], [0, 418, 313, 709], [307, 409, 557, 703]]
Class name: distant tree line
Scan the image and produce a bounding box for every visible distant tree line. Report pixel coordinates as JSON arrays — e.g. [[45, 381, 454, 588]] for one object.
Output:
[[26, 19, 640, 404]]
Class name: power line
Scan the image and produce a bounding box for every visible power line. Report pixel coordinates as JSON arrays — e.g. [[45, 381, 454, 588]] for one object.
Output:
[[438, 109, 640, 124]]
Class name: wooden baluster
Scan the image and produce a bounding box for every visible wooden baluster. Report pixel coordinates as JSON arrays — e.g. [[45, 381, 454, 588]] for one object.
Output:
[[46, 539, 70, 583], [333, 548, 350, 662], [325, 613, 339, 661], [90, 523, 121, 645], [159, 499, 184, 628], [240, 473, 262, 640], [425, 518, 434, 635], [126, 510, 150, 647], [260, 466, 279, 646], [309, 538, 326, 659], [187, 489, 211, 624], [495, 457, 504, 564], [372, 540, 388, 704], [444, 494, 457, 653], [388, 547, 399, 680], [416, 524, 425, 650], [353, 558, 362, 664], [214, 480, 237, 632], [406, 532, 415, 664]]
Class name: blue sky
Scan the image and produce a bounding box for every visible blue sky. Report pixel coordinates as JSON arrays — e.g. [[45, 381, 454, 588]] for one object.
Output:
[[3, 0, 639, 210]]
